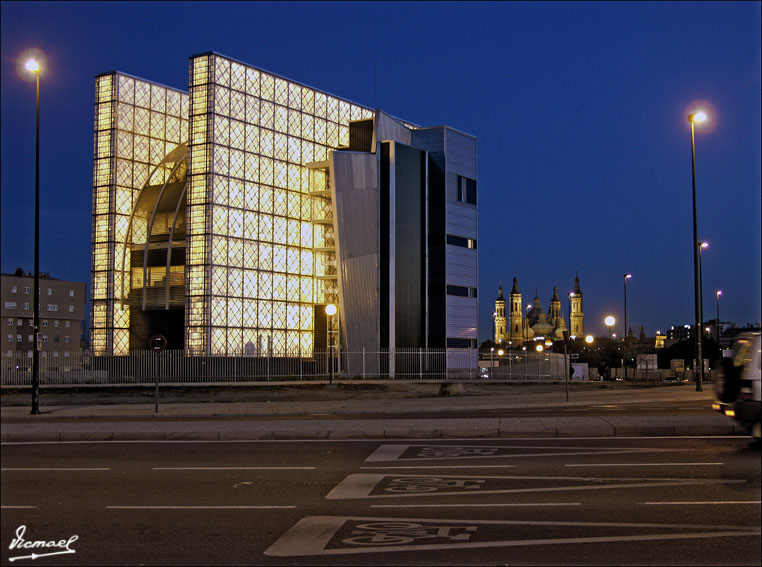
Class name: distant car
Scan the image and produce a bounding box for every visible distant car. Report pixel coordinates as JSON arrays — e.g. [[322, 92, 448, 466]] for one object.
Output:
[[713, 332, 761, 438]]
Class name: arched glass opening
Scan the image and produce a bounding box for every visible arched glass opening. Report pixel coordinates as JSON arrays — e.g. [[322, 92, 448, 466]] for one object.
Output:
[[122, 143, 188, 350]]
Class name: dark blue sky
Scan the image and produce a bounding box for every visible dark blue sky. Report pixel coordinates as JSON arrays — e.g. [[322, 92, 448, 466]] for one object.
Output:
[[2, 1, 760, 339]]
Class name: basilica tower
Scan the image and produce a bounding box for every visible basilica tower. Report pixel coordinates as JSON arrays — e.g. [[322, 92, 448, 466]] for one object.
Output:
[[508, 276, 524, 342], [494, 284, 507, 343], [570, 274, 584, 337]]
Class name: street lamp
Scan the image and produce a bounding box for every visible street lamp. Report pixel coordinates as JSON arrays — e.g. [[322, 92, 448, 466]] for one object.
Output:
[[689, 110, 707, 391], [25, 56, 42, 415], [325, 303, 337, 385], [698, 241, 708, 347], [605, 316, 615, 380], [490, 346, 495, 374], [623, 274, 632, 381], [715, 290, 722, 343]]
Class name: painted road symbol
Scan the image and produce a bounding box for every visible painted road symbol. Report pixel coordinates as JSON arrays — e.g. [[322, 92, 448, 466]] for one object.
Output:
[[326, 473, 744, 500], [365, 444, 694, 462], [264, 515, 760, 557]]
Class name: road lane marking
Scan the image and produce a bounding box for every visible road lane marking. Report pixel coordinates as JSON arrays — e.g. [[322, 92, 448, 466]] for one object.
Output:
[[154, 467, 313, 471], [0, 506, 38, 509], [641, 501, 761, 505], [370, 503, 581, 508], [264, 515, 761, 556], [565, 463, 723, 467], [326, 473, 744, 500], [107, 505, 296, 509], [365, 444, 696, 462], [1, 468, 111, 471], [361, 465, 516, 469]]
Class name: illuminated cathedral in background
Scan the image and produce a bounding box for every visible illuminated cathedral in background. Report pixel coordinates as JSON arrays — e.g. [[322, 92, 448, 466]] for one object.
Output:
[[89, 52, 478, 361], [494, 275, 584, 344]]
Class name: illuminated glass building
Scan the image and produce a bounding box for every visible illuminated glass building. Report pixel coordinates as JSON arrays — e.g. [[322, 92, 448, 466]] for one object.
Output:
[[90, 52, 477, 364]]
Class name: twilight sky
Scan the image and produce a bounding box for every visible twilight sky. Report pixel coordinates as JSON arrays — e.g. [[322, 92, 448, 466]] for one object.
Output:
[[1, 1, 760, 340]]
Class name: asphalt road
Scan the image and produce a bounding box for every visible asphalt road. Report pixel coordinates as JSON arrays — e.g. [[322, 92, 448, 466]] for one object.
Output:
[[2, 437, 759, 565]]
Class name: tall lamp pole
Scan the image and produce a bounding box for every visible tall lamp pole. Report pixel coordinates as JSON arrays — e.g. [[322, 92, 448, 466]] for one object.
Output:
[[623, 274, 632, 381], [26, 57, 42, 415], [325, 304, 337, 385], [698, 241, 708, 352], [689, 111, 707, 391], [605, 315, 615, 380], [715, 290, 722, 344]]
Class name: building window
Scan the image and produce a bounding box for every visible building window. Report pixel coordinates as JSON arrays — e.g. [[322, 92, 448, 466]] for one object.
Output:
[[69, 290, 75, 297], [11, 285, 17, 293], [65, 321, 71, 328], [7, 334, 13, 342], [24, 286, 30, 294], [47, 288, 53, 296], [47, 304, 58, 312], [54, 320, 59, 328], [446, 234, 477, 249], [447, 285, 478, 298], [42, 320, 48, 327], [64, 336, 71, 343], [4, 301, 17, 310], [64, 351, 70, 358], [23, 303, 29, 310], [456, 175, 477, 205], [53, 351, 59, 358], [68, 305, 75, 313], [42, 335, 48, 343], [17, 335, 22, 343], [7, 318, 12, 326], [54, 335, 60, 343], [446, 337, 477, 349]]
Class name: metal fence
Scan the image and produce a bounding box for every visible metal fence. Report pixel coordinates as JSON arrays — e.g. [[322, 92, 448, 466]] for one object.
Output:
[[1, 348, 482, 386]]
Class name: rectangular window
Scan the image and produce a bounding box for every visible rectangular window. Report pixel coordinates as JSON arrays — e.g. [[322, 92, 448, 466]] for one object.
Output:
[[64, 351, 70, 358], [68, 305, 75, 312], [47, 288, 53, 296], [7, 334, 12, 342], [4, 302, 17, 310], [456, 175, 477, 205], [446, 285, 478, 298], [24, 286, 30, 294], [47, 304, 58, 312], [7, 318, 12, 326], [65, 321, 71, 328], [54, 336, 60, 343], [17, 319, 22, 326], [42, 335, 48, 343], [11, 285, 17, 293], [17, 335, 22, 343], [446, 234, 477, 249], [54, 320, 59, 328], [42, 320, 48, 327], [69, 290, 75, 297], [446, 337, 477, 349], [23, 303, 29, 310], [64, 336, 71, 343]]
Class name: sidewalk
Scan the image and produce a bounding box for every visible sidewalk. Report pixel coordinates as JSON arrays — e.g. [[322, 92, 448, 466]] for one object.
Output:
[[1, 381, 745, 441]]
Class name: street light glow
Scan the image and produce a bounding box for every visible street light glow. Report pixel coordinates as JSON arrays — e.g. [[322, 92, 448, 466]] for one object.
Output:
[[624, 273, 632, 279], [325, 303, 337, 316], [25, 58, 40, 72], [535, 344, 544, 352], [585, 335, 594, 344], [716, 290, 722, 297], [699, 241, 709, 249], [605, 316, 616, 327], [693, 111, 707, 122], [497, 349, 504, 356]]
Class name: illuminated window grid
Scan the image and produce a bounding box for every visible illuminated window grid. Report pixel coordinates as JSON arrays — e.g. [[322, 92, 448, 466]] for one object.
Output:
[[90, 72, 188, 355], [188, 53, 372, 357]]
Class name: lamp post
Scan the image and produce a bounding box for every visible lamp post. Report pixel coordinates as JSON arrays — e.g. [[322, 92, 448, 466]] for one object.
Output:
[[715, 290, 722, 343], [698, 241, 709, 355], [689, 110, 707, 391], [605, 316, 615, 380], [497, 348, 504, 379], [325, 304, 337, 385], [490, 347, 494, 375], [25, 57, 42, 415], [623, 274, 632, 381]]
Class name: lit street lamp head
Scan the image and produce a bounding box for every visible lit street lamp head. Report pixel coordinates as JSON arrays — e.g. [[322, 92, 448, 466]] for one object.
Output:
[[25, 58, 40, 73], [605, 316, 616, 327], [691, 111, 707, 123], [699, 241, 709, 249]]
